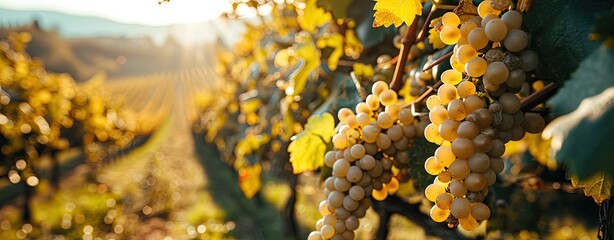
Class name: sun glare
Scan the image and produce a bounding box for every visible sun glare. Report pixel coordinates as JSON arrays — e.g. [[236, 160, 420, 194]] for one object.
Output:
[[0, 0, 233, 26]]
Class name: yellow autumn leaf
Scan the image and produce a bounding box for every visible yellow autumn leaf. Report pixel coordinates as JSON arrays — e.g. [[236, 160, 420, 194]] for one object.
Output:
[[287, 32, 320, 96], [570, 172, 612, 204], [288, 112, 335, 174], [297, 0, 331, 33], [373, 0, 423, 28], [239, 163, 262, 199], [316, 32, 344, 71]]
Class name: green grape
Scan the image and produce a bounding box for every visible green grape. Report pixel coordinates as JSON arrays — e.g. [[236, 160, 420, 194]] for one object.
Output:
[[386, 125, 403, 141], [469, 153, 491, 173], [459, 215, 479, 231], [473, 133, 493, 153], [376, 133, 392, 150], [498, 93, 520, 114], [436, 192, 455, 210], [333, 158, 350, 178], [521, 113, 546, 133], [468, 28, 488, 52], [435, 145, 456, 167], [356, 112, 371, 127], [464, 172, 486, 192], [325, 151, 337, 167], [345, 215, 359, 231], [425, 183, 447, 202], [334, 177, 351, 192], [464, 94, 485, 114], [362, 125, 379, 143], [438, 83, 458, 104], [488, 139, 505, 158], [447, 99, 467, 121], [371, 81, 389, 97], [501, 10, 522, 29], [425, 156, 443, 175], [490, 0, 510, 11], [320, 224, 335, 239], [425, 123, 445, 145], [478, 0, 501, 18], [504, 29, 528, 52], [452, 137, 476, 159], [379, 89, 398, 107], [460, 21, 478, 37], [485, 19, 508, 42], [439, 119, 460, 142], [308, 231, 323, 240], [359, 155, 376, 170], [505, 69, 526, 88], [429, 105, 449, 125], [333, 134, 349, 149], [449, 158, 471, 180], [350, 144, 366, 159], [366, 94, 380, 111], [430, 205, 451, 222], [343, 195, 359, 211], [483, 169, 497, 186], [328, 191, 344, 208], [483, 62, 509, 85], [398, 108, 414, 125], [465, 57, 488, 77], [426, 95, 443, 110], [456, 45, 478, 64], [449, 179, 468, 197], [457, 121, 480, 139], [441, 26, 462, 45], [457, 81, 477, 99], [337, 108, 354, 124], [451, 197, 471, 218], [349, 185, 365, 201], [442, 12, 461, 27], [441, 69, 463, 85], [471, 202, 491, 221], [346, 166, 363, 183]]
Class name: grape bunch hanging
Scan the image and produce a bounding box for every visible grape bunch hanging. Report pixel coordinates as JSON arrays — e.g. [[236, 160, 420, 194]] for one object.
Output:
[[308, 81, 421, 240], [423, 0, 546, 230]]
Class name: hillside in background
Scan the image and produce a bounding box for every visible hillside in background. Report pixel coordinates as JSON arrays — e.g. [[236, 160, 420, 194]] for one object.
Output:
[[0, 8, 244, 81]]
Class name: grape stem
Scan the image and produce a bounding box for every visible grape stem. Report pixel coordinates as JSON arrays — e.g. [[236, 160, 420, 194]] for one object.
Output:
[[520, 82, 558, 113], [416, 4, 438, 43], [422, 51, 453, 72], [389, 18, 419, 92]]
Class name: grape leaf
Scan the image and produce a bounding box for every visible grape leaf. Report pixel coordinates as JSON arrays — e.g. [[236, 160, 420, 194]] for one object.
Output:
[[544, 85, 614, 180], [372, 0, 422, 28], [523, 0, 613, 83], [316, 32, 344, 71], [317, 0, 353, 19], [288, 112, 335, 174], [287, 33, 320, 96], [570, 172, 612, 204], [549, 45, 614, 116], [239, 163, 262, 199], [297, 0, 331, 33], [349, 0, 398, 49]]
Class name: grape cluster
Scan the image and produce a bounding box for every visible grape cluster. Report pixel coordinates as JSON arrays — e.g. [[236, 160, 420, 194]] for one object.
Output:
[[422, 5, 546, 230], [308, 81, 419, 240]]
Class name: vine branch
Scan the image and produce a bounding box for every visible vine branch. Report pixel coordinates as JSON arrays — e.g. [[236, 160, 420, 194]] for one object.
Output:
[[390, 18, 419, 92], [520, 82, 558, 113]]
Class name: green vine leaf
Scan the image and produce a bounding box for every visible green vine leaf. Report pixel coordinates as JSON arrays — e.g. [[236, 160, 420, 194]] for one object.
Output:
[[288, 112, 335, 174], [570, 172, 612, 204]]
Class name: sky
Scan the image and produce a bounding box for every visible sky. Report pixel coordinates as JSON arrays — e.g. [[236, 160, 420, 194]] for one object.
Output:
[[0, 0, 233, 26]]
